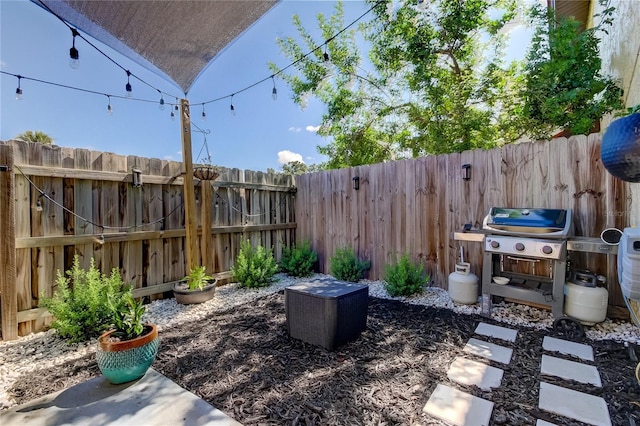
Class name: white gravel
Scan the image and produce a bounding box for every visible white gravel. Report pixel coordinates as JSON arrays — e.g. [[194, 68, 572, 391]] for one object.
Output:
[[1, 272, 639, 410]]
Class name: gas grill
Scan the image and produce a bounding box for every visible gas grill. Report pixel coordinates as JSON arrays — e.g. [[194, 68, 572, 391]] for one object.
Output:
[[481, 208, 573, 318]]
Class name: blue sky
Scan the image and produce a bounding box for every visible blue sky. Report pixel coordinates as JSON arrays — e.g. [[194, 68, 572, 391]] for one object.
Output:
[[1, 0, 533, 172]]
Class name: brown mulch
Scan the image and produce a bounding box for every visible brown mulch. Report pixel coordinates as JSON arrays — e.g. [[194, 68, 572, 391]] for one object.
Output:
[[9, 291, 640, 425]]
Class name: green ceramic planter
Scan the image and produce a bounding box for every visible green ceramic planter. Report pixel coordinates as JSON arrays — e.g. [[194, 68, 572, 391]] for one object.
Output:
[[96, 324, 159, 384]]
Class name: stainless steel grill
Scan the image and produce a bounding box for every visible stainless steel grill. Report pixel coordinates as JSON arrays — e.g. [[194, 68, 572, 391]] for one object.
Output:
[[481, 207, 573, 318]]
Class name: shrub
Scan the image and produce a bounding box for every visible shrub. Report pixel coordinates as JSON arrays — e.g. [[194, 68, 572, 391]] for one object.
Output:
[[40, 256, 129, 343], [330, 247, 370, 282], [383, 253, 429, 297], [106, 290, 146, 340], [232, 240, 278, 288], [280, 241, 318, 277]]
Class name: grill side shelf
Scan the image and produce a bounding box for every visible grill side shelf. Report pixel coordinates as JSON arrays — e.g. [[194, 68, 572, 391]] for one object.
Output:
[[567, 237, 618, 255]]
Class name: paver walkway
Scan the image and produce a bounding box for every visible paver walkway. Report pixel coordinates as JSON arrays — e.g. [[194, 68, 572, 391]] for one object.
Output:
[[423, 322, 612, 426]]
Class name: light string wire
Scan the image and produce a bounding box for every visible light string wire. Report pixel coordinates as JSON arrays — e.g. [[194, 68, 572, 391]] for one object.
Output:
[[14, 164, 184, 233], [35, 0, 182, 101], [214, 192, 291, 219], [193, 0, 385, 108], [4, 1, 384, 113]]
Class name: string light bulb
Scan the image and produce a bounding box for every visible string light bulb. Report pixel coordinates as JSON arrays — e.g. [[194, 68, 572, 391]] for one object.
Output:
[[158, 90, 165, 110], [36, 199, 43, 212], [271, 76, 278, 101], [201, 104, 206, 121], [69, 28, 80, 69], [230, 95, 236, 116], [107, 95, 113, 115], [98, 233, 105, 245], [323, 45, 330, 62], [125, 70, 132, 98], [15, 75, 22, 100], [170, 110, 175, 121]]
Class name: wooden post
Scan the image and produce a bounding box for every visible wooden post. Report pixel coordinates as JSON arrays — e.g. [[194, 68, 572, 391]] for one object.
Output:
[[0, 144, 18, 340], [180, 99, 199, 272]]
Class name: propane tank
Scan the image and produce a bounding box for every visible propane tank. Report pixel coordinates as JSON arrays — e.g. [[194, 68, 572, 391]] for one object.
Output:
[[564, 270, 608, 324], [448, 262, 479, 304]]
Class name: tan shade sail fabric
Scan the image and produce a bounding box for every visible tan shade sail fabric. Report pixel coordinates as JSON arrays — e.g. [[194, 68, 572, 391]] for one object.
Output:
[[35, 0, 279, 94]]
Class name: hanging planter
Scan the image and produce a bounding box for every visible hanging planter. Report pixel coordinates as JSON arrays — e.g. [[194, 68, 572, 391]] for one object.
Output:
[[193, 165, 219, 181], [601, 110, 640, 183]]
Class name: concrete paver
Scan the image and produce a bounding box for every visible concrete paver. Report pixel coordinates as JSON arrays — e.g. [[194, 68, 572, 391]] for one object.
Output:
[[463, 338, 513, 364], [0, 369, 240, 426], [536, 420, 557, 426], [538, 381, 611, 426], [447, 357, 504, 391], [541, 355, 602, 387], [542, 336, 594, 361], [423, 384, 494, 426], [474, 323, 518, 342]]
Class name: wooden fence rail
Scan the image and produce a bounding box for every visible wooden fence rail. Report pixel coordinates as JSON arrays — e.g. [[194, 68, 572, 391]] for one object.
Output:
[[295, 134, 634, 313], [0, 140, 296, 340]]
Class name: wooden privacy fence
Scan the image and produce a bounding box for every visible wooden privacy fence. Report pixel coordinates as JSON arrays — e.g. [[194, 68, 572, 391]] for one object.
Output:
[[0, 140, 296, 340], [295, 134, 633, 312]]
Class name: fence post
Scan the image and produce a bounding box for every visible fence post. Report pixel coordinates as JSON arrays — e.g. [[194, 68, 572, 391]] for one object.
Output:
[[0, 144, 18, 340]]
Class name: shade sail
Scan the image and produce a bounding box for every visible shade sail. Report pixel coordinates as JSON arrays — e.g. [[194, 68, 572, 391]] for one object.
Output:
[[34, 0, 279, 94]]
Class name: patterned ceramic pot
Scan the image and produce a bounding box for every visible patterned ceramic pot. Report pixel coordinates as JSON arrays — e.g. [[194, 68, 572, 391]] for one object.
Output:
[[96, 324, 159, 384], [601, 112, 640, 182]]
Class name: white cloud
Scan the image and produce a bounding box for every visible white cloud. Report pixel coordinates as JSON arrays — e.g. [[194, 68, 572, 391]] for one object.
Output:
[[306, 125, 320, 133], [278, 150, 304, 164], [164, 151, 182, 161], [288, 127, 302, 132]]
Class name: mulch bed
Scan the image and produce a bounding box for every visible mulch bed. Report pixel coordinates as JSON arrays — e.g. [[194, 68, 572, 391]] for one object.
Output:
[[9, 291, 640, 425]]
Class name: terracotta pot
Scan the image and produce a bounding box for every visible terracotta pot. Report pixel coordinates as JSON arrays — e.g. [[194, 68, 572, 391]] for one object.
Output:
[[172, 279, 217, 304], [601, 112, 640, 182], [97, 324, 159, 384]]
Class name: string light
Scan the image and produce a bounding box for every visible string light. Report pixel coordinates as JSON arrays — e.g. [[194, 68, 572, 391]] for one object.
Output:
[[170, 109, 175, 121], [36, 198, 43, 212], [15, 75, 23, 100], [125, 70, 132, 98], [271, 76, 277, 100], [158, 89, 165, 110], [323, 44, 330, 62], [230, 94, 236, 116], [201, 104, 206, 121], [69, 28, 80, 69], [107, 95, 112, 115], [98, 233, 105, 245]]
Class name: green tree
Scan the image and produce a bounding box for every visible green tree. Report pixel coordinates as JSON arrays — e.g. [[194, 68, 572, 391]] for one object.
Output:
[[271, 0, 522, 168], [281, 160, 323, 175], [521, 1, 623, 139], [15, 130, 54, 144]]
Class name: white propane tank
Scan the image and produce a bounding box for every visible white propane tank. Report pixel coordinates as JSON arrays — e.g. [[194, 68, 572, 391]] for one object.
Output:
[[564, 271, 608, 324], [448, 262, 479, 304]]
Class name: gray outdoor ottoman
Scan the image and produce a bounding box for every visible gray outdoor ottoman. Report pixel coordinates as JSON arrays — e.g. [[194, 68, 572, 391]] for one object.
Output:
[[285, 280, 369, 350]]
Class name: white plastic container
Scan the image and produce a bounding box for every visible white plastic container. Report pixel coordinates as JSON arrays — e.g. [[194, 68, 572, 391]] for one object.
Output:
[[618, 227, 640, 299], [564, 282, 608, 324], [448, 262, 479, 304]]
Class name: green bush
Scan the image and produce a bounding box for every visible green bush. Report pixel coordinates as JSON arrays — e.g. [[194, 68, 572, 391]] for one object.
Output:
[[330, 247, 370, 282], [40, 256, 130, 343], [232, 240, 278, 288], [106, 290, 146, 340], [383, 253, 429, 297], [280, 241, 318, 277]]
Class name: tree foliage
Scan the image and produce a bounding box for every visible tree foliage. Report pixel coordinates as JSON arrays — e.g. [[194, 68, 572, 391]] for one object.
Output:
[[521, 1, 623, 138], [15, 130, 54, 144], [271, 0, 522, 168]]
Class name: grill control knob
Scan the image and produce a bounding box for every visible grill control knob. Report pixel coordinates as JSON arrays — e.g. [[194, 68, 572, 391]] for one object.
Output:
[[542, 245, 553, 255], [515, 242, 525, 251], [490, 240, 500, 249]]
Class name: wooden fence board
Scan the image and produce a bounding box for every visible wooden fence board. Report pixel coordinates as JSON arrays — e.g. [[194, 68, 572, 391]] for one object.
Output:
[[0, 144, 17, 340]]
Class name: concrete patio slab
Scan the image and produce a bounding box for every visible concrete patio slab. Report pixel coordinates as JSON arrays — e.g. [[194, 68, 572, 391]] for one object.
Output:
[[536, 420, 557, 426], [0, 368, 240, 426], [541, 355, 602, 387], [474, 323, 518, 342], [423, 383, 494, 426], [542, 336, 594, 361], [463, 338, 513, 364], [447, 357, 504, 391], [539, 382, 611, 426]]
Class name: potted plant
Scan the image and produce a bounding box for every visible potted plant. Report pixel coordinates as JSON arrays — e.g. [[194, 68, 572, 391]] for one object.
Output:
[[96, 290, 159, 384], [172, 265, 217, 304], [601, 105, 640, 182]]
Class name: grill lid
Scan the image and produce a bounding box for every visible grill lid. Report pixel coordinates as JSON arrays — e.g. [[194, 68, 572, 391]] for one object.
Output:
[[483, 208, 572, 238]]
